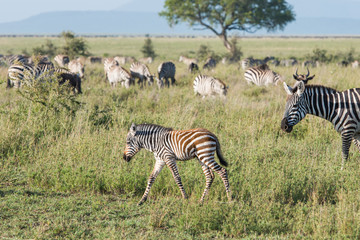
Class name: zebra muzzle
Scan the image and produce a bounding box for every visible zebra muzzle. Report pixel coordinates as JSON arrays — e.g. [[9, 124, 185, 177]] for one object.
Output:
[[281, 118, 293, 133], [123, 154, 132, 162]]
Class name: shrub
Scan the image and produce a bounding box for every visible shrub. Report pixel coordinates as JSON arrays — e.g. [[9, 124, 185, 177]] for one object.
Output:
[[61, 31, 90, 58], [141, 36, 156, 59]]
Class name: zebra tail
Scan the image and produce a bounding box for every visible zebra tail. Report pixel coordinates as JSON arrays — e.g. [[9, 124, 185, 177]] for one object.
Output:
[[216, 140, 228, 167]]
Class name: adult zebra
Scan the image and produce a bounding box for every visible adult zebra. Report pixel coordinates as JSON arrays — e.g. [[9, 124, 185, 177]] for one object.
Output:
[[7, 62, 81, 93], [281, 81, 360, 169], [244, 64, 282, 86], [158, 61, 176, 87], [123, 123, 232, 205], [130, 62, 154, 87], [7, 62, 54, 88], [193, 75, 228, 99]]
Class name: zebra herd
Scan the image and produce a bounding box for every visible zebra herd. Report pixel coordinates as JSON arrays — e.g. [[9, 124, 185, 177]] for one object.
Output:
[[5, 52, 360, 205]]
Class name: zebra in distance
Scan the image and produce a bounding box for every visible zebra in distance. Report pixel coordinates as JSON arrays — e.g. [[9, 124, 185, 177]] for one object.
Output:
[[139, 57, 153, 64], [68, 59, 85, 78], [203, 57, 217, 70], [179, 55, 198, 66], [106, 62, 133, 88], [158, 61, 176, 87], [240, 56, 274, 70], [7, 61, 54, 88], [123, 123, 232, 205], [281, 80, 360, 170], [104, 57, 118, 78], [7, 62, 81, 93], [244, 64, 282, 86], [54, 54, 70, 67], [188, 62, 199, 73], [193, 75, 228, 99], [5, 54, 28, 66], [130, 62, 155, 87]]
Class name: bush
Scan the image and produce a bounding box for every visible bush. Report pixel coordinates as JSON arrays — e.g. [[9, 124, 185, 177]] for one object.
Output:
[[61, 31, 90, 58], [32, 40, 58, 58], [141, 37, 156, 59]]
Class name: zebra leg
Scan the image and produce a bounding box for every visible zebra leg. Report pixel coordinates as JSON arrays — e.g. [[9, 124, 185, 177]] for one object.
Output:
[[340, 130, 355, 170], [199, 163, 215, 203], [165, 159, 188, 199], [138, 157, 165, 205], [200, 156, 231, 202]]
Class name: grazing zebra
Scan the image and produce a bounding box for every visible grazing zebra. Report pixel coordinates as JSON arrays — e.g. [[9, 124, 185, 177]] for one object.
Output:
[[114, 56, 135, 65], [88, 56, 102, 64], [139, 57, 153, 64], [7, 62, 81, 93], [55, 67, 82, 94], [123, 123, 232, 205], [104, 57, 118, 78], [179, 55, 198, 65], [7, 62, 54, 88], [130, 62, 154, 87], [68, 59, 85, 78], [107, 63, 133, 88], [5, 54, 28, 66], [240, 57, 255, 70], [188, 62, 199, 73], [203, 57, 217, 70], [54, 54, 70, 67], [280, 58, 298, 67], [193, 75, 228, 99], [158, 62, 176, 87], [281, 81, 360, 169], [244, 64, 282, 86]]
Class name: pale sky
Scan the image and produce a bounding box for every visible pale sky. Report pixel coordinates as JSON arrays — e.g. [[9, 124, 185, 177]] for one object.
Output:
[[0, 0, 360, 24]]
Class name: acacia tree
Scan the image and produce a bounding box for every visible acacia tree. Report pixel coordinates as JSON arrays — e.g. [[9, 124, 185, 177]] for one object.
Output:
[[159, 0, 295, 52]]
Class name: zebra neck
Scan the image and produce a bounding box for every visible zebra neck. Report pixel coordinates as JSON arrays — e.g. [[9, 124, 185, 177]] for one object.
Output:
[[305, 87, 338, 123]]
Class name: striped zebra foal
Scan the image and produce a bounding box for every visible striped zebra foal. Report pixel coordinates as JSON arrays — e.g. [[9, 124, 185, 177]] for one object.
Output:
[[281, 81, 360, 169], [244, 64, 282, 86], [123, 123, 231, 205]]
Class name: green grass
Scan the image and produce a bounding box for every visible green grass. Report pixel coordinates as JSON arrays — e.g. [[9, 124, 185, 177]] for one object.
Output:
[[2, 37, 360, 239]]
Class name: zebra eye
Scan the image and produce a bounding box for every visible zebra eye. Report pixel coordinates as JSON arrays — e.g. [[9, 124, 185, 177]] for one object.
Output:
[[126, 141, 131, 145]]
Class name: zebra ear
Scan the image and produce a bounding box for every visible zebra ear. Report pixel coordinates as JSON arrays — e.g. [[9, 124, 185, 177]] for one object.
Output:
[[130, 123, 136, 134], [296, 81, 305, 95], [283, 82, 293, 95]]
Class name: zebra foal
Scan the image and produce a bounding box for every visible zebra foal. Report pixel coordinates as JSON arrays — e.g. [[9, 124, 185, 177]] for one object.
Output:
[[281, 80, 360, 169], [123, 123, 232, 205]]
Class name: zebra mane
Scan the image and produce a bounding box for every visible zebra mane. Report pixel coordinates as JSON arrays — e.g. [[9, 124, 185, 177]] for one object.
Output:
[[255, 63, 270, 71], [305, 84, 338, 93], [136, 123, 173, 133]]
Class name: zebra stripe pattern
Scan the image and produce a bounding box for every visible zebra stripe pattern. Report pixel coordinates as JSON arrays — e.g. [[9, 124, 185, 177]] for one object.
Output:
[[281, 81, 360, 169], [130, 62, 154, 87], [158, 62, 176, 87], [244, 64, 282, 86], [7, 62, 54, 88], [7, 62, 81, 93], [193, 75, 228, 99], [123, 123, 231, 205]]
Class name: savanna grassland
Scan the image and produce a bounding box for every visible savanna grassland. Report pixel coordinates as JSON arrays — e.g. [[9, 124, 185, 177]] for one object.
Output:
[[2, 36, 360, 239]]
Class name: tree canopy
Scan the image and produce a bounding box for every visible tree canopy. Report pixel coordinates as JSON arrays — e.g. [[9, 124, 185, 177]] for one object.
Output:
[[159, 0, 295, 52]]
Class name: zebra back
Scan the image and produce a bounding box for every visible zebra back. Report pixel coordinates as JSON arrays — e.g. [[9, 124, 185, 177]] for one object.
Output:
[[244, 64, 281, 86], [193, 75, 227, 98]]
